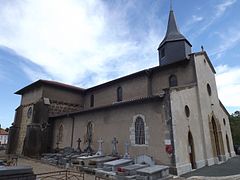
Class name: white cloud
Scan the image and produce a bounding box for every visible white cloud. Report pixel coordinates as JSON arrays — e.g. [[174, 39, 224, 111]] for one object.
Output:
[[0, 0, 163, 87], [210, 26, 240, 58], [191, 0, 236, 37], [216, 65, 240, 107], [192, 15, 203, 22], [216, 0, 236, 17]]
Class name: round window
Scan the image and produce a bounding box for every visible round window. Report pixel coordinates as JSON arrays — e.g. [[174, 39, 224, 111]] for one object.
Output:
[[207, 83, 212, 96], [185, 105, 190, 117], [27, 107, 32, 119]]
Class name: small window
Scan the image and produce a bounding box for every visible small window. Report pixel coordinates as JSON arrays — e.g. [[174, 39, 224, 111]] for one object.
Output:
[[169, 75, 178, 87], [117, 87, 122, 102], [223, 118, 226, 125], [161, 48, 165, 58], [207, 83, 211, 96], [185, 105, 190, 117], [27, 107, 32, 119], [90, 95, 94, 107], [135, 117, 145, 145]]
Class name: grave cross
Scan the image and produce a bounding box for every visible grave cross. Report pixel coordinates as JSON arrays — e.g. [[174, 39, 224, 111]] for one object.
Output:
[[112, 137, 118, 156], [123, 141, 131, 159], [96, 138, 104, 156], [76, 138, 82, 153]]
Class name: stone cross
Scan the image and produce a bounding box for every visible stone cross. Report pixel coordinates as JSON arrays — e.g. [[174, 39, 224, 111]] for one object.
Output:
[[96, 138, 104, 156], [123, 141, 131, 159], [112, 137, 118, 156], [77, 138, 82, 153]]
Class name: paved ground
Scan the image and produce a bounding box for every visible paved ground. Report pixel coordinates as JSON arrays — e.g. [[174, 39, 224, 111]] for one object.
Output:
[[182, 156, 240, 178]]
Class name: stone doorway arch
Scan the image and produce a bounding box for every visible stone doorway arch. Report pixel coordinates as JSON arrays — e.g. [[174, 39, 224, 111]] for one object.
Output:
[[226, 134, 231, 157], [188, 131, 196, 169], [209, 115, 224, 161]]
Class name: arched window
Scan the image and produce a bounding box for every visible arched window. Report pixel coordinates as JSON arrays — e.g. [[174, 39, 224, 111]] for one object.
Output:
[[90, 95, 94, 107], [135, 117, 145, 145], [169, 75, 178, 87], [185, 105, 190, 117], [207, 83, 212, 96], [58, 124, 63, 142], [117, 87, 122, 102]]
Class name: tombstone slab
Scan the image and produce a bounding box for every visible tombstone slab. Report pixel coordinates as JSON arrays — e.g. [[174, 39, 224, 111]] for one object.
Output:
[[136, 165, 169, 180], [89, 156, 118, 168], [0, 166, 35, 180], [77, 154, 104, 166], [117, 164, 149, 176], [103, 159, 133, 172]]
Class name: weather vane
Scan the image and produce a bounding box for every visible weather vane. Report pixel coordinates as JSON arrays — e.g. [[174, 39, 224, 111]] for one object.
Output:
[[170, 0, 173, 11]]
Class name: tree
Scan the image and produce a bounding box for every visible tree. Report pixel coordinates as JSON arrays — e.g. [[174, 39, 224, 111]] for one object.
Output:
[[232, 111, 240, 117], [230, 114, 240, 145]]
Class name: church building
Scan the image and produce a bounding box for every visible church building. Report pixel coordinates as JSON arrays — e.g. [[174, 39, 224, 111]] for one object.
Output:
[[7, 8, 235, 175]]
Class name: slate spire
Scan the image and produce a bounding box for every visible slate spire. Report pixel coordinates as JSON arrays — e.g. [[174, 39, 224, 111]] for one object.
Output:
[[159, 10, 190, 48], [158, 7, 192, 66]]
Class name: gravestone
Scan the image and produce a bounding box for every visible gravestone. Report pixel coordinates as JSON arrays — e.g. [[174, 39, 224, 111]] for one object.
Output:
[[112, 137, 118, 156], [76, 138, 82, 153], [123, 142, 130, 159], [96, 138, 104, 156], [135, 155, 155, 166], [84, 122, 94, 155]]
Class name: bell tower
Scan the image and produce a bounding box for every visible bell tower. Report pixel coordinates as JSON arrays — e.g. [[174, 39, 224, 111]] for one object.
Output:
[[158, 7, 192, 66]]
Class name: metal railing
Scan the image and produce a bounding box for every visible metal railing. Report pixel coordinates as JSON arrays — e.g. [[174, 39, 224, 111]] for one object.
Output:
[[36, 170, 85, 180]]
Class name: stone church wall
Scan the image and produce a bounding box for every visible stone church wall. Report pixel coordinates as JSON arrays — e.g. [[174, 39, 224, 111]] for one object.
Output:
[[84, 74, 148, 108], [151, 59, 197, 96], [21, 87, 43, 105], [193, 53, 235, 165], [83, 60, 197, 111], [170, 85, 205, 175], [52, 99, 173, 166], [43, 86, 84, 105], [15, 104, 34, 154]]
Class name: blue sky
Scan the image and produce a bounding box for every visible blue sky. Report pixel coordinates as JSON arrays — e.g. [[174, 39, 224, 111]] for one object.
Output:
[[0, 0, 240, 128]]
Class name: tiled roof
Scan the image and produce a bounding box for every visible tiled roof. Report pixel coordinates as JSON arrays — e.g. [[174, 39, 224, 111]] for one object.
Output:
[[15, 79, 85, 95], [0, 129, 8, 135]]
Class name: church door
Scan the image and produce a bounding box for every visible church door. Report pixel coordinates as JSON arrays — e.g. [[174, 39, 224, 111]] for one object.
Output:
[[212, 117, 221, 160], [188, 131, 196, 169]]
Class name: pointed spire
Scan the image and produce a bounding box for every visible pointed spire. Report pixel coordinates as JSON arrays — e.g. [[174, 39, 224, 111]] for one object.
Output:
[[158, 8, 191, 48], [157, 4, 192, 66], [170, 0, 173, 11]]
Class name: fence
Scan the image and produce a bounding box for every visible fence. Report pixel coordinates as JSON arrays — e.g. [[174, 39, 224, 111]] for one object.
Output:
[[36, 170, 85, 180]]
